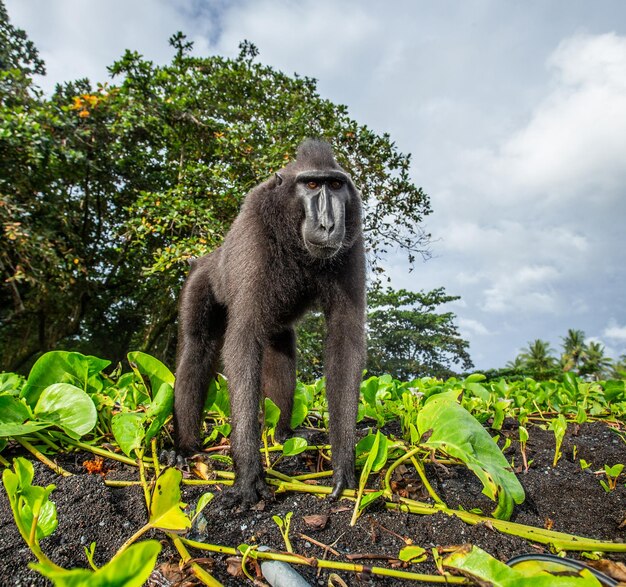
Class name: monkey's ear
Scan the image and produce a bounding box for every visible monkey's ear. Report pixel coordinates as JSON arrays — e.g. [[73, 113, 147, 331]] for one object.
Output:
[[275, 172, 284, 186]]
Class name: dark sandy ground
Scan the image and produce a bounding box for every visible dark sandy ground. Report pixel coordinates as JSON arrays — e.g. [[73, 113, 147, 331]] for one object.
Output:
[[0, 421, 624, 586]]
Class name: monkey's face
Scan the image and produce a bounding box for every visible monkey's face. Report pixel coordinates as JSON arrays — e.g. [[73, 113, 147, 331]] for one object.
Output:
[[296, 171, 351, 259]]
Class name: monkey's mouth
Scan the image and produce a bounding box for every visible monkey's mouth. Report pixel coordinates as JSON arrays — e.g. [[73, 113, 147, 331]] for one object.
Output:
[[305, 241, 341, 259]]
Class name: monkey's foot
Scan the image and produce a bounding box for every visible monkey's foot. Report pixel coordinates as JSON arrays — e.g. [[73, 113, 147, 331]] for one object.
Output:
[[159, 449, 189, 469], [329, 466, 356, 501], [220, 476, 273, 510]]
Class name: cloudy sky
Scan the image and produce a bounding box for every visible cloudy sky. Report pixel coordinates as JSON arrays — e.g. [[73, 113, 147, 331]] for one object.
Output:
[[6, 0, 626, 369]]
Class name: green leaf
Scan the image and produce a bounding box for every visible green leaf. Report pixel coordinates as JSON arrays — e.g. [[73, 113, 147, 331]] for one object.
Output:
[[465, 381, 490, 401], [0, 373, 23, 394], [290, 390, 309, 429], [417, 392, 525, 520], [548, 414, 568, 467], [193, 492, 214, 520], [605, 463, 623, 477], [604, 380, 625, 402], [398, 545, 427, 563], [21, 484, 58, 540], [127, 351, 174, 399], [444, 545, 602, 586], [358, 431, 388, 487], [2, 457, 58, 541], [264, 397, 281, 429], [465, 373, 487, 383], [22, 351, 110, 406], [358, 490, 383, 511], [370, 433, 388, 472], [149, 468, 190, 532], [212, 375, 230, 417], [282, 436, 308, 456], [360, 376, 379, 407], [0, 395, 42, 439], [32, 540, 161, 586], [111, 413, 146, 457], [33, 383, 97, 439], [203, 377, 219, 410], [144, 382, 174, 443], [21, 352, 75, 406], [0, 395, 31, 423]]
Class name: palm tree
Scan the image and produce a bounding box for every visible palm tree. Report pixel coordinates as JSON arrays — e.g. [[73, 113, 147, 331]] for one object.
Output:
[[520, 339, 559, 379], [505, 356, 526, 372], [580, 342, 613, 381], [610, 354, 626, 379], [561, 329, 588, 374]]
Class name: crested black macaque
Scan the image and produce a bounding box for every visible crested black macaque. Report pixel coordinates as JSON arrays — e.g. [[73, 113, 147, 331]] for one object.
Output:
[[172, 139, 366, 507]]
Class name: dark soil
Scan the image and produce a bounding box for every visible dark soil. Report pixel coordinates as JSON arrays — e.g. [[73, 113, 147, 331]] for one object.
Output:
[[1, 421, 625, 586]]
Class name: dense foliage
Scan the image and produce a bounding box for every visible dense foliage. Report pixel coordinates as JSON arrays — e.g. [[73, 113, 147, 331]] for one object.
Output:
[[0, 4, 432, 373], [366, 287, 473, 380], [1, 349, 625, 583], [296, 287, 474, 381], [502, 329, 623, 381]]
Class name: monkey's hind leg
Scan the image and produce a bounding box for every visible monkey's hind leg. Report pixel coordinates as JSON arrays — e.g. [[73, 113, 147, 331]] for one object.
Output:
[[220, 321, 274, 508], [173, 267, 226, 457], [262, 328, 297, 442]]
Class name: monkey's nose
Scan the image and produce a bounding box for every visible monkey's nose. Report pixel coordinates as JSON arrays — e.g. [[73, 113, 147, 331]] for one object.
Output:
[[319, 218, 335, 235]]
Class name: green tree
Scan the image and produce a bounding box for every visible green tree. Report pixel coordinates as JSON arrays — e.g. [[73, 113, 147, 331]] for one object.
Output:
[[0, 0, 45, 96], [366, 287, 473, 380], [0, 16, 432, 371], [505, 356, 526, 372], [296, 287, 473, 382], [610, 354, 626, 379], [296, 311, 326, 381], [0, 1, 85, 370], [560, 328, 587, 374], [579, 341, 612, 381], [517, 339, 559, 380]]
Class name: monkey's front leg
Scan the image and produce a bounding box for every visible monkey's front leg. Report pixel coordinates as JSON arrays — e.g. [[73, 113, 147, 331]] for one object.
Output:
[[324, 300, 366, 500], [221, 326, 273, 508]]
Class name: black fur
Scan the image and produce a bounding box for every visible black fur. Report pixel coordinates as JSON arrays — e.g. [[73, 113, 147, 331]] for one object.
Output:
[[173, 139, 366, 506]]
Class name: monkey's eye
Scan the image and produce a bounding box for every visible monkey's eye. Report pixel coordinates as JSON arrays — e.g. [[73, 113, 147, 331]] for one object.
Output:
[[329, 180, 343, 190], [306, 181, 319, 190]]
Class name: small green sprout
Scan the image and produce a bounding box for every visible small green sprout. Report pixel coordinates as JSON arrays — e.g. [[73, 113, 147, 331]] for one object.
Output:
[[548, 415, 567, 468], [600, 463, 624, 492], [272, 511, 294, 553], [519, 425, 529, 473]]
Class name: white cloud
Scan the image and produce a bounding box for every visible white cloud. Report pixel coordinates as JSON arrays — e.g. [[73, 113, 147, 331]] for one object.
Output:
[[496, 33, 626, 198], [482, 265, 560, 314], [6, 0, 216, 93], [216, 0, 381, 80], [603, 321, 626, 341], [458, 318, 490, 337]]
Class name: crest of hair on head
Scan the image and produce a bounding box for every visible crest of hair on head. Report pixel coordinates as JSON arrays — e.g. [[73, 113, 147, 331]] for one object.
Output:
[[295, 139, 340, 169]]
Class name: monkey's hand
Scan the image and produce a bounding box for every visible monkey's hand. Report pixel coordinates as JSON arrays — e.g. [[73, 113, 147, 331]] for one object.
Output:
[[220, 474, 273, 510], [159, 449, 188, 469], [329, 466, 356, 501]]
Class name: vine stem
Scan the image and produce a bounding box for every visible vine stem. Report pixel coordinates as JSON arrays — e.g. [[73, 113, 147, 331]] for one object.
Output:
[[136, 449, 151, 510], [151, 438, 161, 477], [5, 492, 65, 572], [168, 532, 223, 586], [274, 479, 626, 553], [386, 498, 626, 552], [15, 438, 71, 477], [383, 446, 445, 506], [105, 478, 232, 488], [49, 434, 147, 467], [115, 524, 150, 554], [181, 538, 470, 584]]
